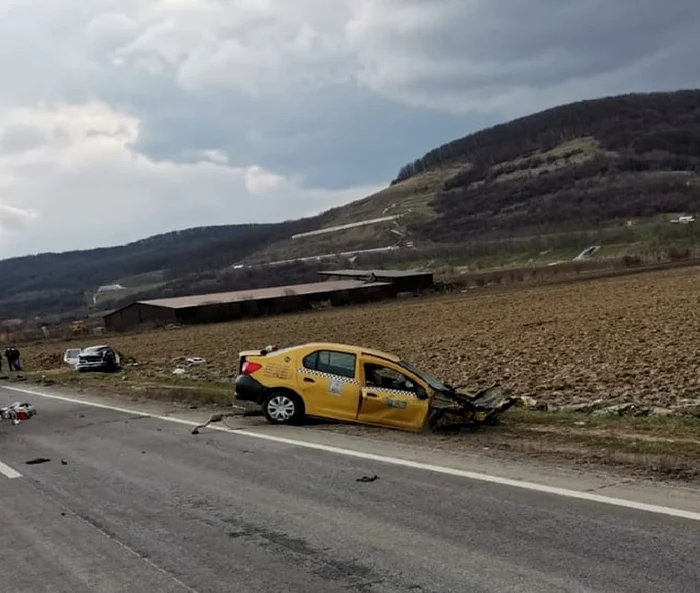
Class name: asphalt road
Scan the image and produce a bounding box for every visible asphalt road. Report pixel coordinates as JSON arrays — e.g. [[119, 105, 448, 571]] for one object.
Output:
[[0, 387, 698, 593]]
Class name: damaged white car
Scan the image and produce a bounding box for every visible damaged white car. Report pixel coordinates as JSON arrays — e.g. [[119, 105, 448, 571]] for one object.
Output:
[[64, 345, 122, 373]]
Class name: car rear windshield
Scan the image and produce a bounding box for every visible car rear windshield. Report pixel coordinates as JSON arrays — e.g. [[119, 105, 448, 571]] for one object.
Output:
[[399, 361, 447, 392]]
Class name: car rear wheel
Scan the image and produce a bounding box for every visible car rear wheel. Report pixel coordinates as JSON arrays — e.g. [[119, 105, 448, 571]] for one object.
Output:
[[262, 392, 304, 425]]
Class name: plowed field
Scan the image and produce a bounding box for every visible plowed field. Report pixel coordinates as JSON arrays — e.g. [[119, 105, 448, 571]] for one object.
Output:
[[23, 265, 700, 409]]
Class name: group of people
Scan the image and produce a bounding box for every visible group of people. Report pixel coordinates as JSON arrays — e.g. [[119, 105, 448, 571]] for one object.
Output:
[[1, 347, 22, 372]]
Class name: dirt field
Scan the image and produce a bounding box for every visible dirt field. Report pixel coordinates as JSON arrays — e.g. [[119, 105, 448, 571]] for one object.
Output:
[[20, 265, 700, 410]]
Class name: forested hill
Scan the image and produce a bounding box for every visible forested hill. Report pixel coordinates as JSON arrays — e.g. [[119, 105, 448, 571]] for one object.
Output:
[[0, 220, 311, 319], [2, 89, 700, 321], [390, 89, 700, 242], [393, 90, 700, 185]]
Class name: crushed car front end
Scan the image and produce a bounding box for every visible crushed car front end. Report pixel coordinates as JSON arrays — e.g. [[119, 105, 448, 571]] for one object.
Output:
[[426, 384, 519, 431], [76, 346, 121, 373]]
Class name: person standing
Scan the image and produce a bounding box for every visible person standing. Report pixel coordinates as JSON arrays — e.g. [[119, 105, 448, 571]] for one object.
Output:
[[5, 347, 21, 371], [11, 347, 21, 371]]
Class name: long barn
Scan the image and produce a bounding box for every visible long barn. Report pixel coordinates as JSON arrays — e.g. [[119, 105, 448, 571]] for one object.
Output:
[[103, 279, 396, 332]]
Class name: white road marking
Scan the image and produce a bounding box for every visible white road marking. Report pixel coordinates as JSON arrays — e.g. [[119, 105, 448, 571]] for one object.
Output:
[[0, 459, 22, 479], [3, 385, 700, 522]]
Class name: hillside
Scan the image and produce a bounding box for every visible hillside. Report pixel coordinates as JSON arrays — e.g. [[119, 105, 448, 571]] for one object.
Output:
[[261, 89, 700, 259], [0, 221, 315, 319], [1, 89, 700, 322]]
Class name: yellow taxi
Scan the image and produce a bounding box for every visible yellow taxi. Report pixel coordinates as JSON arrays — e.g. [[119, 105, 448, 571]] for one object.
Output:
[[234, 342, 518, 432]]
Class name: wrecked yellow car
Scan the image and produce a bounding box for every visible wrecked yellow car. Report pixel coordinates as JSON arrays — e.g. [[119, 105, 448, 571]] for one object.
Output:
[[234, 342, 518, 431]]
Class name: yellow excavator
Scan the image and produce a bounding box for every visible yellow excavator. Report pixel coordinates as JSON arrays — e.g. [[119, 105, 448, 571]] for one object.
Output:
[[71, 321, 88, 336]]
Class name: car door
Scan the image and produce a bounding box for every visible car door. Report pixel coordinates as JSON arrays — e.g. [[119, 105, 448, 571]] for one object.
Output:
[[356, 358, 430, 430], [63, 348, 82, 369], [297, 348, 362, 421]]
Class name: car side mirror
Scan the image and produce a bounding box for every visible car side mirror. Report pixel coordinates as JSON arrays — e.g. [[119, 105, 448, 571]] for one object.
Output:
[[415, 386, 429, 400]]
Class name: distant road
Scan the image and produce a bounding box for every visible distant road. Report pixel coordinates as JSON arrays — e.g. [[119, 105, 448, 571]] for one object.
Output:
[[0, 387, 698, 593]]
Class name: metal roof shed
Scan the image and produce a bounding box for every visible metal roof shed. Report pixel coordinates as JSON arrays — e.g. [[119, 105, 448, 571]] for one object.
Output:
[[317, 269, 434, 292]]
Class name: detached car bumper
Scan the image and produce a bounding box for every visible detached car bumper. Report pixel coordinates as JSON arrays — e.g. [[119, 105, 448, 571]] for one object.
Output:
[[234, 374, 266, 404]]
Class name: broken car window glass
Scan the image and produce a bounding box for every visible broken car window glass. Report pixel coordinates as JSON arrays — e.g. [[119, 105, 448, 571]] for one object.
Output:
[[364, 364, 416, 393]]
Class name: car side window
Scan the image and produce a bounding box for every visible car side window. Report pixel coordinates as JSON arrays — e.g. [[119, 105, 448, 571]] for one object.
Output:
[[364, 363, 424, 396], [303, 350, 357, 379]]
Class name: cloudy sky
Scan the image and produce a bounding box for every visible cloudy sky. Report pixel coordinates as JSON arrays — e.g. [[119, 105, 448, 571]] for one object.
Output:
[[1, 0, 698, 258]]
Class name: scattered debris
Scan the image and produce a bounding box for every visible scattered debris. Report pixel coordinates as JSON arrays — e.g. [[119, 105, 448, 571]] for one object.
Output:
[[190, 406, 258, 434], [592, 403, 636, 416], [26, 458, 51, 465], [573, 245, 600, 261], [548, 397, 700, 418], [1, 401, 37, 425], [560, 400, 606, 414], [356, 475, 379, 483], [173, 356, 208, 375], [517, 396, 539, 408]]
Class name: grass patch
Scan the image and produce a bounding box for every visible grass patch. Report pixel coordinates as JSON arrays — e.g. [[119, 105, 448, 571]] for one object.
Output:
[[486, 408, 700, 480]]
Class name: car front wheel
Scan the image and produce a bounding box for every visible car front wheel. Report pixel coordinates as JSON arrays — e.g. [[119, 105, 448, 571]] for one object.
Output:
[[262, 392, 304, 425]]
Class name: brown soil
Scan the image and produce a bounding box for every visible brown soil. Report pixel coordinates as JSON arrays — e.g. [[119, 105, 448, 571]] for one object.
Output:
[[20, 265, 700, 410]]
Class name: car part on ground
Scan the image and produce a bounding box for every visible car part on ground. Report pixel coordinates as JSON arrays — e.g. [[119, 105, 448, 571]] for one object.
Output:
[[233, 342, 523, 432], [1, 402, 37, 425], [190, 405, 262, 434]]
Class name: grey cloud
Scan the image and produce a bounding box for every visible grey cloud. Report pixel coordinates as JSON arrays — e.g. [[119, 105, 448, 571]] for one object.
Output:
[[0, 125, 45, 154], [1, 0, 699, 258], [0, 205, 35, 232], [100, 72, 477, 188], [351, 0, 700, 114]]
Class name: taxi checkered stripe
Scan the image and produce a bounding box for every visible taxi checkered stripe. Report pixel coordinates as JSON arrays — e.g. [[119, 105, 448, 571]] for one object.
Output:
[[370, 387, 416, 397], [298, 367, 415, 396], [298, 368, 361, 385]]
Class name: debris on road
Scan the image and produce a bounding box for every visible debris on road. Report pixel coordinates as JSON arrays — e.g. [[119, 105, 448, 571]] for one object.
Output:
[[191, 405, 261, 434], [356, 475, 379, 483], [25, 458, 51, 465], [61, 459, 68, 465], [1, 401, 37, 425]]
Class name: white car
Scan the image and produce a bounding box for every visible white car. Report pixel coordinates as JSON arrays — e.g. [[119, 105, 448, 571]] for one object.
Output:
[[63, 345, 121, 373]]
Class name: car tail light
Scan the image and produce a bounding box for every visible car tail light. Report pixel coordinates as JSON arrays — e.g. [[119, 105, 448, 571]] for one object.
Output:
[[241, 361, 262, 375]]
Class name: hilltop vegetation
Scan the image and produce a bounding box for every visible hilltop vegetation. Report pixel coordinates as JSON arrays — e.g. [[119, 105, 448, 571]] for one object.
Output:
[[1, 89, 700, 322], [394, 90, 700, 241]]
